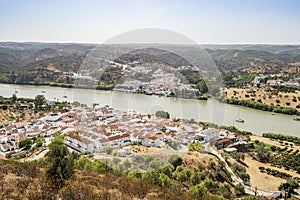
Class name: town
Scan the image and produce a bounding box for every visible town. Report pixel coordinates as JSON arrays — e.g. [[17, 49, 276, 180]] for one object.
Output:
[[0, 102, 251, 159]]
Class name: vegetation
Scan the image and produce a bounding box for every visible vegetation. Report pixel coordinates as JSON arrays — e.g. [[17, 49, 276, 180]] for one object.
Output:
[[0, 149, 243, 199], [259, 167, 292, 179], [219, 125, 252, 135], [253, 140, 300, 173], [278, 179, 299, 199], [263, 132, 300, 145], [103, 146, 113, 155], [18, 138, 33, 150], [45, 137, 79, 188], [167, 154, 183, 168], [225, 98, 299, 115], [231, 162, 250, 182], [155, 110, 170, 119], [188, 143, 204, 152]]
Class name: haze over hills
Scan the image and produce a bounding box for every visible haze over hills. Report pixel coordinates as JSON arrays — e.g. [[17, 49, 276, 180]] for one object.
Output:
[[0, 42, 299, 86]]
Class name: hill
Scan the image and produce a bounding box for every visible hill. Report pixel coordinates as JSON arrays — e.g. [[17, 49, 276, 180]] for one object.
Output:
[[0, 42, 299, 88], [114, 47, 191, 67]]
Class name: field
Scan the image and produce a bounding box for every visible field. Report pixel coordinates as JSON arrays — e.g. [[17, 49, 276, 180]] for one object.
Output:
[[225, 87, 300, 112], [228, 135, 300, 191]]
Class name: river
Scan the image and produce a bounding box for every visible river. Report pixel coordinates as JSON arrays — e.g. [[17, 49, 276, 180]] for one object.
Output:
[[0, 84, 299, 136]]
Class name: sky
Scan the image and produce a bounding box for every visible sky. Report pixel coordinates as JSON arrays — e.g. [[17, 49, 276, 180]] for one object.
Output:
[[0, 0, 300, 44]]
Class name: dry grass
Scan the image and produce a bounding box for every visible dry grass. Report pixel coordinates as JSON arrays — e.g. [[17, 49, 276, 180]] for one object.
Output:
[[0, 109, 17, 125], [46, 63, 59, 71], [243, 155, 285, 191]]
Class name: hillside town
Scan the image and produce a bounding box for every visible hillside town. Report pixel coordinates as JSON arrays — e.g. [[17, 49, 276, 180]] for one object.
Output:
[[114, 64, 199, 97], [0, 104, 251, 158]]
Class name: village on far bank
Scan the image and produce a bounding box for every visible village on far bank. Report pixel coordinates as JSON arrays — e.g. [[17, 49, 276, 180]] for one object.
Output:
[[0, 97, 253, 160]]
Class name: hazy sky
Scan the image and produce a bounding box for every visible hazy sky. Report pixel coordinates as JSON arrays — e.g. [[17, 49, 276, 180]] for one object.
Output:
[[0, 0, 300, 44]]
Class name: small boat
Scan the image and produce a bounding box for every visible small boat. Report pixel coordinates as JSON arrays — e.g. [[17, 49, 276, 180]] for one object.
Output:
[[41, 91, 46, 93], [235, 119, 245, 123], [294, 117, 300, 121], [235, 110, 245, 123], [15, 91, 18, 93], [62, 91, 67, 98]]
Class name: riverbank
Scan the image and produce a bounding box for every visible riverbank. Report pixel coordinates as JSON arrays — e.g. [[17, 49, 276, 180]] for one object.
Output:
[[0, 81, 115, 90]]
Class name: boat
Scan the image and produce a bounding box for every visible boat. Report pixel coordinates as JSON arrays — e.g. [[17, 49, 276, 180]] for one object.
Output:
[[235, 111, 245, 123], [15, 91, 18, 93], [62, 91, 67, 98], [235, 119, 245, 123], [294, 117, 300, 121], [41, 90, 46, 93]]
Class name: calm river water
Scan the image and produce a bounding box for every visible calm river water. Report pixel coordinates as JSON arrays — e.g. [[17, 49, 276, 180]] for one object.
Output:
[[0, 84, 299, 136]]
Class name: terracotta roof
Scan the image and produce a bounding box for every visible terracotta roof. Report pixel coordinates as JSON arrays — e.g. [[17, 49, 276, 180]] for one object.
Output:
[[15, 120, 27, 127], [216, 138, 231, 144], [5, 125, 16, 131], [108, 133, 130, 141], [67, 131, 81, 141], [100, 138, 109, 143], [67, 132, 92, 145], [109, 124, 118, 130]]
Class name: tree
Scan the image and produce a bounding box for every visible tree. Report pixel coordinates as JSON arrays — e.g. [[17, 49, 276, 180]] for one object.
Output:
[[45, 139, 78, 188], [245, 195, 260, 200], [34, 95, 45, 110], [11, 94, 17, 104], [103, 146, 113, 155], [256, 145, 270, 162], [127, 167, 142, 179], [279, 179, 299, 199], [239, 172, 250, 182], [204, 177, 219, 193], [141, 169, 160, 185], [161, 164, 174, 177], [75, 158, 93, 170], [190, 172, 202, 185], [18, 138, 33, 150], [220, 184, 232, 199], [168, 154, 183, 168], [188, 185, 208, 198], [149, 159, 165, 170], [155, 110, 170, 119], [158, 173, 172, 188], [231, 152, 245, 161], [188, 143, 203, 152], [197, 80, 209, 94], [123, 159, 132, 170], [234, 183, 245, 196]]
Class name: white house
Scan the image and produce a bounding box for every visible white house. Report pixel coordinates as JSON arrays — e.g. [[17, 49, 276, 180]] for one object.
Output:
[[0, 135, 8, 144], [45, 112, 63, 123]]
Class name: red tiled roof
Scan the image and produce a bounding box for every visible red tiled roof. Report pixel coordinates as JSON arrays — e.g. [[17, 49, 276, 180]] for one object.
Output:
[[108, 133, 130, 141], [216, 138, 231, 144], [5, 125, 16, 131], [15, 120, 27, 127], [67, 132, 91, 145]]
